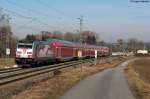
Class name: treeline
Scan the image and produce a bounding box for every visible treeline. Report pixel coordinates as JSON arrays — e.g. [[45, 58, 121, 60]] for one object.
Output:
[[20, 31, 100, 45], [112, 38, 148, 53]]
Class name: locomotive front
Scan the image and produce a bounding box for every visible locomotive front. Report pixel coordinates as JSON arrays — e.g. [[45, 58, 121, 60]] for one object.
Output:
[[15, 42, 34, 65]]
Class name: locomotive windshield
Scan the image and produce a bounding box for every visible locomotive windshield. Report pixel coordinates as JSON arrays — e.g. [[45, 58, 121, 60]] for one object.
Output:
[[17, 43, 33, 49]]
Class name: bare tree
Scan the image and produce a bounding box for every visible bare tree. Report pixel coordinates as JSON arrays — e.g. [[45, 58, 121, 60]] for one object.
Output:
[[64, 32, 74, 41], [117, 39, 126, 52], [81, 31, 98, 44], [98, 40, 106, 46], [137, 41, 144, 50], [127, 38, 138, 52], [0, 17, 12, 57]]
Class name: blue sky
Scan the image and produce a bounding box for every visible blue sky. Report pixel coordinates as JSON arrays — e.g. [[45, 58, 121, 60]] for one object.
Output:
[[0, 0, 150, 42]]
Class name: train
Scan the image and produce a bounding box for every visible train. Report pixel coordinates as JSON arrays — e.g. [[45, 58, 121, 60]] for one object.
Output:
[[15, 39, 110, 67]]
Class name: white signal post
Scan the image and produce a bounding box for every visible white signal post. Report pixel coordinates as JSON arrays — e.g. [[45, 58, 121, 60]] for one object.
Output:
[[95, 50, 98, 65]]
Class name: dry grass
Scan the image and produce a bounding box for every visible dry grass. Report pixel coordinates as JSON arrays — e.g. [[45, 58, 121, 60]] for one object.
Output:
[[0, 58, 15, 68], [11, 57, 128, 99], [131, 59, 150, 83], [125, 58, 150, 99]]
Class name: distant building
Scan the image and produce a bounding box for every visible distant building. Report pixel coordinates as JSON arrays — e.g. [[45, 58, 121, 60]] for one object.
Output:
[[136, 50, 148, 55]]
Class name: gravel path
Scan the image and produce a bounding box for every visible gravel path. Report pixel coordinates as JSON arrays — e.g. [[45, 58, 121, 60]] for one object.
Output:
[[60, 60, 135, 99]]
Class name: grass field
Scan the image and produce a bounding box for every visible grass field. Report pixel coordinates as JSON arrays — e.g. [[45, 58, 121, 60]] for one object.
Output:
[[0, 58, 15, 68], [132, 59, 150, 83], [125, 58, 150, 99]]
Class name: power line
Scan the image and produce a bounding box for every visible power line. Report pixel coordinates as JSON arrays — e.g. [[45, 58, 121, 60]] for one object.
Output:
[[2, 0, 79, 33], [14, 18, 36, 30], [1, 7, 57, 30], [6, 0, 79, 31], [33, 0, 79, 30], [34, 0, 76, 19], [4, 0, 69, 30], [5, 0, 55, 18], [2, 8, 32, 19]]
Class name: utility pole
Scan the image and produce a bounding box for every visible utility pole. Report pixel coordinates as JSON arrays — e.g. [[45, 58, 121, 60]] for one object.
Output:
[[77, 15, 83, 43], [77, 16, 84, 68]]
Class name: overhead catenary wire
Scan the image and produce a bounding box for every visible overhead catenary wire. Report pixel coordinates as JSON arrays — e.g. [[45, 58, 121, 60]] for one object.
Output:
[[1, 7, 57, 30], [33, 0, 79, 30], [2, 8, 32, 19], [3, 0, 69, 31], [1, 0, 80, 33], [14, 18, 36, 30], [34, 0, 76, 19], [3, 0, 60, 27], [5, 0, 58, 19], [4, 0, 70, 31]]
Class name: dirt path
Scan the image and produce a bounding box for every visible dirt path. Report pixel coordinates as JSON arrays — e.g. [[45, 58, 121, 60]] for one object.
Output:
[[60, 60, 135, 99]]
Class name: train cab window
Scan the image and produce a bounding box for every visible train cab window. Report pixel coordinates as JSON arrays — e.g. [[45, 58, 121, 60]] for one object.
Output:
[[18, 44, 33, 49]]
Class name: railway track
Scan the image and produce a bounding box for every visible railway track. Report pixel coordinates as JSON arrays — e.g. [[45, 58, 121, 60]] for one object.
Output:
[[0, 59, 93, 75], [0, 67, 22, 74], [0, 59, 95, 86]]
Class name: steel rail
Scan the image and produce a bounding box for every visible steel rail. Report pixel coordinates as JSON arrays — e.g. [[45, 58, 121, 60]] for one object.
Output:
[[0, 59, 86, 75], [0, 60, 90, 86], [0, 61, 83, 80], [0, 67, 20, 71], [0, 68, 23, 74]]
